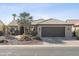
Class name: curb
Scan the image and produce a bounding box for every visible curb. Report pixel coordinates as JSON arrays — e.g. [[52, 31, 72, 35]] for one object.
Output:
[[0, 45, 79, 48]]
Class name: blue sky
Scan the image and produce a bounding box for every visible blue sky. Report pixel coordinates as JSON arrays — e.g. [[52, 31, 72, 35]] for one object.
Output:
[[0, 3, 79, 24]]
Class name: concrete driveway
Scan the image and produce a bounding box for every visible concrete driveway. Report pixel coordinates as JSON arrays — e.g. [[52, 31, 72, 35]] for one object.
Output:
[[42, 37, 79, 45]]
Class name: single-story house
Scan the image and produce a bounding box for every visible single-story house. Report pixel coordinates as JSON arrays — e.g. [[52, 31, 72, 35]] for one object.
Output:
[[7, 18, 74, 38], [0, 20, 5, 31], [32, 18, 74, 38], [66, 19, 79, 31]]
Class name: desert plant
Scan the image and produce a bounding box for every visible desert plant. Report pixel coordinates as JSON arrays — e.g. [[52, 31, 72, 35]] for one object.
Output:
[[18, 34, 31, 41], [75, 29, 79, 40], [12, 14, 17, 20], [0, 40, 8, 43], [18, 12, 33, 35]]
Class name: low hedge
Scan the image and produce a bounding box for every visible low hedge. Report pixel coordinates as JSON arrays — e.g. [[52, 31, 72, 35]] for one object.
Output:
[[75, 29, 79, 40]]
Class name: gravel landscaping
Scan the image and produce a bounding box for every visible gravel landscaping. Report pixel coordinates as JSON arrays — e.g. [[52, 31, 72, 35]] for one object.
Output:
[[0, 36, 43, 45], [0, 36, 79, 46]]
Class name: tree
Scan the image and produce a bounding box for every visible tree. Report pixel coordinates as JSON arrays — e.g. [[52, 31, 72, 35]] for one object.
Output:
[[12, 14, 16, 20], [18, 12, 33, 35]]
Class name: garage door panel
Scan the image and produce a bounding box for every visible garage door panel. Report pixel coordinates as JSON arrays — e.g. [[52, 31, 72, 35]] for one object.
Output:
[[42, 27, 65, 37]]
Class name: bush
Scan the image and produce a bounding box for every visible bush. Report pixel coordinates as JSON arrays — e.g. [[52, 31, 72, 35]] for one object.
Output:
[[14, 30, 19, 35], [72, 31, 76, 37], [0, 31, 4, 36], [18, 34, 31, 41], [33, 36, 42, 41], [10, 30, 19, 35], [30, 31, 37, 36], [75, 30, 79, 40], [0, 40, 8, 43]]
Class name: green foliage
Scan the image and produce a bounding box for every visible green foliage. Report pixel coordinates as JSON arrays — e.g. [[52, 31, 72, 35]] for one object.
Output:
[[12, 14, 17, 20], [18, 34, 31, 41], [0, 40, 8, 43], [33, 36, 42, 41], [10, 30, 19, 35], [75, 29, 79, 40], [12, 14, 16, 17], [18, 12, 33, 34], [30, 31, 37, 36]]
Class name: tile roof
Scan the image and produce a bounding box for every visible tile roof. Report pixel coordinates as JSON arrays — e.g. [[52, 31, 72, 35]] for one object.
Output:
[[32, 18, 73, 25], [31, 19, 46, 25], [66, 19, 79, 26], [8, 20, 18, 26]]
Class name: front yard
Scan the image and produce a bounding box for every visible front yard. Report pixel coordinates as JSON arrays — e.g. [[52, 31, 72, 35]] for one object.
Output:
[[0, 35, 79, 46], [0, 36, 43, 45]]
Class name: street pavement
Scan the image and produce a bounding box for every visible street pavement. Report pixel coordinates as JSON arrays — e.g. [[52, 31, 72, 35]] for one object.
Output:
[[0, 46, 79, 56]]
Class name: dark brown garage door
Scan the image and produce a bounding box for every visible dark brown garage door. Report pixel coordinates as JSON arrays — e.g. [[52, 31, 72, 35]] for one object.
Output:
[[41, 27, 65, 37]]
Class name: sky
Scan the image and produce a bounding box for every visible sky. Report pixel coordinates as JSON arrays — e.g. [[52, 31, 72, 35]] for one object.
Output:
[[0, 3, 79, 24]]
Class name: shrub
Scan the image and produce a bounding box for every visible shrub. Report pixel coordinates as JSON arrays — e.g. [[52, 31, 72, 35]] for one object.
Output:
[[14, 30, 19, 35], [0, 31, 4, 36], [30, 31, 37, 36], [75, 29, 79, 40], [72, 31, 76, 37], [33, 36, 42, 41], [11, 32, 15, 35], [10, 30, 19, 35], [18, 34, 31, 41], [0, 40, 8, 43]]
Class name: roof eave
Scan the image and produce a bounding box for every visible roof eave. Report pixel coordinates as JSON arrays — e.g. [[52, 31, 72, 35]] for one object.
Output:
[[37, 24, 74, 25]]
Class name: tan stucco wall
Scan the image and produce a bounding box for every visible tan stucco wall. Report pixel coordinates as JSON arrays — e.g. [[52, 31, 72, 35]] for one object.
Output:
[[72, 26, 79, 31], [37, 25, 73, 38], [72, 26, 75, 32], [65, 26, 73, 38], [75, 27, 79, 31]]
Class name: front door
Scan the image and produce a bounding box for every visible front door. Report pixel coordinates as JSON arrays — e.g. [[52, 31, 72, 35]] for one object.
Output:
[[20, 26, 24, 35]]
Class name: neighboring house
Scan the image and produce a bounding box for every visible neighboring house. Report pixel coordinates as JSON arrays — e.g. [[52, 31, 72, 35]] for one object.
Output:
[[0, 20, 5, 32], [66, 19, 79, 31], [32, 18, 73, 38]]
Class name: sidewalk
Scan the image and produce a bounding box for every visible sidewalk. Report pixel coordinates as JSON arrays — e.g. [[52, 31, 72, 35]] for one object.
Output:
[[0, 43, 79, 48]]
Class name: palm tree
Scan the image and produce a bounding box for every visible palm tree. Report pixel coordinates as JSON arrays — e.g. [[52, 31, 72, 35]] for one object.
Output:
[[18, 12, 33, 35], [12, 14, 16, 20]]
